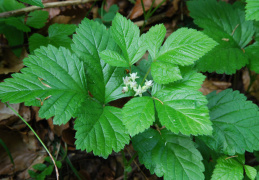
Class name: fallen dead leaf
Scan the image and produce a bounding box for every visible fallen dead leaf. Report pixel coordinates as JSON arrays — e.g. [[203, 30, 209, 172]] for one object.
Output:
[[243, 69, 259, 101], [0, 127, 41, 176], [0, 47, 27, 75], [129, 0, 166, 19], [0, 103, 19, 121], [199, 79, 232, 95]]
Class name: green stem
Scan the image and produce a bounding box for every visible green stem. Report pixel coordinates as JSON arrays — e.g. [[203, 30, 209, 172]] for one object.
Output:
[[150, 0, 166, 16], [121, 150, 128, 180], [85, 0, 97, 18], [128, 153, 138, 165], [5, 103, 59, 180], [141, 66, 151, 86]]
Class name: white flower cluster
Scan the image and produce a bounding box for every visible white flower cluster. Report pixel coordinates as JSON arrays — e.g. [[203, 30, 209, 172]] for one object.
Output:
[[122, 72, 153, 97]]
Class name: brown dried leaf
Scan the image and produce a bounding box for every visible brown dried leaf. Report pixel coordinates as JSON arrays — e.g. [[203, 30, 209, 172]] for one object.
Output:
[[0, 103, 19, 121], [0, 127, 41, 176], [130, 0, 152, 19], [199, 79, 231, 95], [0, 48, 27, 75]]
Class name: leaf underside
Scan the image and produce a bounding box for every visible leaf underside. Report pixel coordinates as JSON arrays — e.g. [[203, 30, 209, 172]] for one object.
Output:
[[246, 0, 259, 21]]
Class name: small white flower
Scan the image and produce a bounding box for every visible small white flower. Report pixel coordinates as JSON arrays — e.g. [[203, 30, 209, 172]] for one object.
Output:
[[145, 80, 153, 88], [123, 76, 131, 86], [134, 85, 143, 97], [122, 86, 129, 93], [130, 72, 139, 82], [130, 81, 137, 89], [141, 85, 148, 92]]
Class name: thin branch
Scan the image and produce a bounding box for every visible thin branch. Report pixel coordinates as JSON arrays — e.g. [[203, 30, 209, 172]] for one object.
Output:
[[0, 0, 98, 18]]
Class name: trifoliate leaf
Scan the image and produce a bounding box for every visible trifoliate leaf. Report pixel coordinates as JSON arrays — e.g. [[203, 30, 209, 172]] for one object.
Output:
[[188, 0, 254, 74], [106, 13, 146, 66], [144, 24, 166, 60], [245, 165, 257, 180], [199, 89, 259, 155], [132, 128, 205, 180], [122, 96, 155, 136], [75, 100, 130, 158], [0, 45, 88, 125], [246, 42, 259, 73], [72, 18, 132, 104], [151, 61, 182, 84], [211, 156, 244, 180], [29, 23, 76, 52], [156, 28, 217, 66], [26, 10, 49, 29], [153, 67, 212, 136], [19, 0, 44, 8], [246, 0, 259, 21]]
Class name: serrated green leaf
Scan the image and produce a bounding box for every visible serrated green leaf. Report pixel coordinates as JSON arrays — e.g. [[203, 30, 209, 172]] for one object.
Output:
[[100, 50, 128, 67], [246, 0, 259, 21], [153, 67, 212, 136], [199, 89, 259, 155], [110, 13, 147, 66], [0, 25, 23, 56], [48, 24, 76, 37], [72, 18, 132, 104], [211, 156, 244, 180], [19, 0, 44, 8], [144, 24, 166, 60], [246, 42, 259, 73], [29, 24, 76, 52], [137, 55, 153, 80], [26, 10, 48, 29], [122, 96, 155, 136], [132, 128, 204, 180], [103, 12, 116, 22], [74, 100, 130, 158], [0, 0, 25, 12], [156, 28, 217, 65], [3, 16, 30, 32], [109, 4, 119, 13], [245, 165, 257, 180], [32, 163, 47, 171], [151, 61, 182, 84], [188, 0, 254, 74], [0, 45, 88, 125], [29, 33, 49, 53]]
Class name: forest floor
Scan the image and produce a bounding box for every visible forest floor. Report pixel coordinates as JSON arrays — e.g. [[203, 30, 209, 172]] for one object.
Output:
[[0, 0, 258, 179]]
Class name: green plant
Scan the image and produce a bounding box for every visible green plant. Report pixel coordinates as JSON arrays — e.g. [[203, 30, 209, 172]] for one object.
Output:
[[1, 3, 259, 179], [187, 0, 259, 75], [0, 0, 48, 56], [28, 157, 62, 180]]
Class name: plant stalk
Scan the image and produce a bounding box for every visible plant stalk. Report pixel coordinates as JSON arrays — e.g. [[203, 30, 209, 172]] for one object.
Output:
[[5, 103, 59, 180]]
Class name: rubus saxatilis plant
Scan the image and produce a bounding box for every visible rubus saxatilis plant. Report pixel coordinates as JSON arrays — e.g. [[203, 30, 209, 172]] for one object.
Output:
[[1, 12, 259, 179]]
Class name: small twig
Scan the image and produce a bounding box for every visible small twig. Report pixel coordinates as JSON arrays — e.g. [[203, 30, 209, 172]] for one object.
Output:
[[0, 0, 98, 18]]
